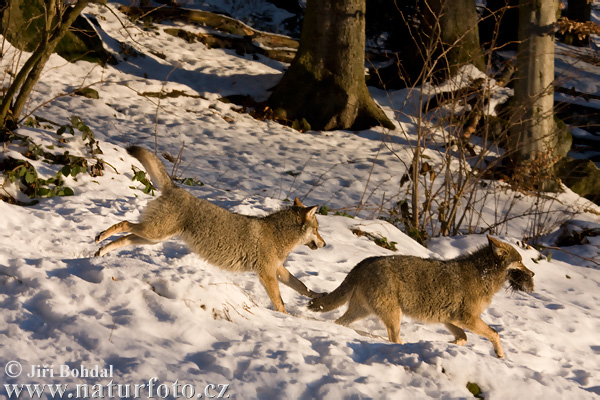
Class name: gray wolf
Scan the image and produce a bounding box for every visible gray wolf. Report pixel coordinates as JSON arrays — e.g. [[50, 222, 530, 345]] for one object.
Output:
[[308, 236, 534, 358], [95, 146, 326, 313]]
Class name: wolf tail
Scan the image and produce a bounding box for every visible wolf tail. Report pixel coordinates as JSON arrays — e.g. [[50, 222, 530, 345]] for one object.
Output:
[[308, 277, 354, 312], [127, 146, 175, 191]]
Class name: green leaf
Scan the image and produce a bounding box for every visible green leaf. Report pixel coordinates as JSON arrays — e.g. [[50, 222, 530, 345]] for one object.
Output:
[[62, 187, 74, 196], [61, 165, 71, 177], [25, 171, 36, 184], [70, 116, 83, 126], [37, 187, 50, 197], [57, 125, 74, 136], [466, 382, 484, 399]]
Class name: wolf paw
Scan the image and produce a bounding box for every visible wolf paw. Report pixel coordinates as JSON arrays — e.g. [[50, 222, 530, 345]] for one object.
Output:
[[307, 299, 323, 311], [451, 338, 467, 346]]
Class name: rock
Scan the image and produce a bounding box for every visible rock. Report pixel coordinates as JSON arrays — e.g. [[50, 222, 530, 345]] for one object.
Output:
[[555, 157, 600, 205], [74, 88, 99, 99], [0, 0, 115, 65]]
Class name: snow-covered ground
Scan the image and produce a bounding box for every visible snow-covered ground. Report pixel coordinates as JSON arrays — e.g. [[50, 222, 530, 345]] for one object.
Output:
[[1, 3, 599, 399]]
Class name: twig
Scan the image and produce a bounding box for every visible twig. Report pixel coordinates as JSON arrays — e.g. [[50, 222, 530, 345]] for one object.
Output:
[[536, 245, 600, 267]]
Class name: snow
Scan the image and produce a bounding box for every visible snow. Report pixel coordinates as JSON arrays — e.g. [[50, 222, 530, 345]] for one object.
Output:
[[1, 2, 599, 399]]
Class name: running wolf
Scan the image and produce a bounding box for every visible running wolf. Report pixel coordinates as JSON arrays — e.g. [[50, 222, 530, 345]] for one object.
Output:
[[95, 146, 326, 313], [308, 236, 534, 358]]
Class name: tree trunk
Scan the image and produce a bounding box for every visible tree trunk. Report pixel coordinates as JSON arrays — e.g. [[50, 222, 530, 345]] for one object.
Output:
[[268, 0, 395, 131], [510, 0, 558, 189], [422, 0, 485, 76]]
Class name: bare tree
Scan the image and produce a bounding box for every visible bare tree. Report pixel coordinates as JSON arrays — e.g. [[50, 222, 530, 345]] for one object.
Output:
[[0, 0, 103, 128], [268, 0, 395, 131]]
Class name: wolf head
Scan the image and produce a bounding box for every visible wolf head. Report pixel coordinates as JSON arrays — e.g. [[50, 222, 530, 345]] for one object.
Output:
[[488, 236, 535, 292], [294, 197, 326, 250]]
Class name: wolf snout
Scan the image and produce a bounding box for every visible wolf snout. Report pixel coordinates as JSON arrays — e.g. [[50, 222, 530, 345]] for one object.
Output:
[[308, 238, 326, 249]]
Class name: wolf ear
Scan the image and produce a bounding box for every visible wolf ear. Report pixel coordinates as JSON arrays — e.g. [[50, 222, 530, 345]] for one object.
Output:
[[302, 205, 318, 220], [294, 197, 305, 207], [488, 235, 508, 258]]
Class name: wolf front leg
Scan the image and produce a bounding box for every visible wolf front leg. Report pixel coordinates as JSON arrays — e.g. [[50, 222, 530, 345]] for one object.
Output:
[[259, 273, 288, 314], [459, 317, 505, 358], [277, 265, 323, 298]]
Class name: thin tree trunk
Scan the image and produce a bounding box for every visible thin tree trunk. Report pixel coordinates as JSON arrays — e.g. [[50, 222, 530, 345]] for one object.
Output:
[[0, 0, 90, 126]]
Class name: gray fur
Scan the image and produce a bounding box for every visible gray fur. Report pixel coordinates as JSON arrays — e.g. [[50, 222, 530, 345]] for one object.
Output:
[[308, 236, 534, 358], [95, 146, 326, 313]]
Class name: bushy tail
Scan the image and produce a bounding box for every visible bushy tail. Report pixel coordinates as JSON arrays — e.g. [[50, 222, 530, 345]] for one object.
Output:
[[127, 146, 174, 191], [308, 278, 354, 312]]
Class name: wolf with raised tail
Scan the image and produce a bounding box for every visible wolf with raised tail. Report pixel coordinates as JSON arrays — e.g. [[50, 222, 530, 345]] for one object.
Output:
[[308, 236, 534, 358], [95, 146, 326, 313]]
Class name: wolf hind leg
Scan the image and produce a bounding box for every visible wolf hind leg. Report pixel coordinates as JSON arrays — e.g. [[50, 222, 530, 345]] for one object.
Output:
[[95, 219, 179, 256], [95, 221, 135, 243], [95, 234, 159, 257], [335, 292, 370, 326], [444, 322, 467, 346], [96, 219, 178, 243]]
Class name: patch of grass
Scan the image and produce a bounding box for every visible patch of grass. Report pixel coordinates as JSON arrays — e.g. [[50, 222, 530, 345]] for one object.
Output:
[[351, 228, 397, 251], [130, 167, 155, 195], [1, 117, 105, 204], [141, 89, 203, 100], [318, 205, 354, 218], [174, 177, 204, 187]]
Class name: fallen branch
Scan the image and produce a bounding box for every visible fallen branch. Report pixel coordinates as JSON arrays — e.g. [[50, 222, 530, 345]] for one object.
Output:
[[119, 5, 298, 62], [163, 28, 296, 63]]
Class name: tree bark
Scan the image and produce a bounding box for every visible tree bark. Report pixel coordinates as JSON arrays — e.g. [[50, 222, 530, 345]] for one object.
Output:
[[510, 0, 558, 188], [422, 0, 485, 76], [268, 0, 394, 131], [373, 0, 485, 88]]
